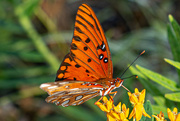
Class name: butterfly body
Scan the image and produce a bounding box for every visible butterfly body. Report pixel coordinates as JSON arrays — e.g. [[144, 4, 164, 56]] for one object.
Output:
[[40, 4, 124, 107]]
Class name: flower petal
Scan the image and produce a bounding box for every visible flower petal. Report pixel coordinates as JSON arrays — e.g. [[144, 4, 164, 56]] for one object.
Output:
[[114, 102, 121, 112], [135, 88, 139, 93], [120, 112, 126, 120], [96, 102, 109, 112], [111, 110, 120, 120], [176, 113, 180, 121], [129, 93, 138, 104], [107, 113, 116, 121], [125, 108, 129, 118], [129, 106, 135, 119], [135, 104, 143, 121], [167, 108, 175, 121], [107, 99, 113, 111], [122, 103, 126, 111], [139, 89, 145, 103], [173, 107, 177, 114], [152, 115, 159, 120], [102, 96, 108, 103]]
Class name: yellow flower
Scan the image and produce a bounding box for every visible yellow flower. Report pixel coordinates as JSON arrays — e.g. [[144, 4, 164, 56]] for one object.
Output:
[[152, 111, 166, 121], [167, 107, 180, 121], [128, 88, 151, 121], [96, 96, 129, 121]]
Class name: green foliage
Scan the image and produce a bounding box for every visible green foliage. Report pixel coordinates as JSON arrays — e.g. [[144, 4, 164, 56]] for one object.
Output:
[[130, 15, 180, 120], [141, 101, 153, 121], [167, 15, 180, 83], [0, 0, 179, 120]]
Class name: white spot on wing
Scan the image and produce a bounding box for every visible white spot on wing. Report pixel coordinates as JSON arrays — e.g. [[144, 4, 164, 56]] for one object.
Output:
[[61, 100, 70, 107], [102, 44, 105, 49], [100, 90, 103, 96], [65, 86, 69, 88], [59, 82, 69, 84], [72, 103, 77, 106], [61, 95, 72, 99], [70, 88, 79, 91], [81, 88, 89, 91], [78, 100, 84, 105], [75, 95, 83, 101], [92, 87, 103, 90], [52, 91, 66, 96], [47, 86, 58, 89], [40, 84, 50, 88], [46, 97, 57, 102]]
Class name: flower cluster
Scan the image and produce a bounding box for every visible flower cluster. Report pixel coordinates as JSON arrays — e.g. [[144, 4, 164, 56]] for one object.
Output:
[[128, 88, 151, 120], [152, 107, 180, 121], [96, 96, 129, 121], [167, 107, 180, 121], [95, 88, 180, 121], [95, 88, 150, 121], [152, 111, 166, 121]]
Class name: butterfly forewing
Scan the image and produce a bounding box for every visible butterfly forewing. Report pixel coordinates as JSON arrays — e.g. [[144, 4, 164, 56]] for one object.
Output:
[[40, 81, 106, 107], [56, 54, 100, 81], [56, 4, 113, 81]]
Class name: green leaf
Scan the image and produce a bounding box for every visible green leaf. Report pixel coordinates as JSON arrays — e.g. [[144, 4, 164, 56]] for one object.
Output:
[[168, 15, 180, 61], [15, 1, 60, 71], [15, 0, 40, 17], [168, 14, 180, 83], [165, 92, 180, 102], [129, 66, 162, 96], [164, 58, 180, 70], [151, 105, 168, 118], [136, 65, 179, 91]]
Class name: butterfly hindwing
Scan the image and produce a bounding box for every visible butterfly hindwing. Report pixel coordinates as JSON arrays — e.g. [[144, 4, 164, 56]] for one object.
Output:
[[56, 4, 113, 81], [46, 91, 100, 107], [40, 81, 106, 107]]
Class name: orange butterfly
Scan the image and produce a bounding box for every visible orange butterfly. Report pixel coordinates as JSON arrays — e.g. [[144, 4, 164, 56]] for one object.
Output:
[[40, 3, 124, 107]]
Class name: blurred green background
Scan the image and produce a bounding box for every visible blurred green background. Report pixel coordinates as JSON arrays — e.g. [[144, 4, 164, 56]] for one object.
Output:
[[0, 0, 179, 121]]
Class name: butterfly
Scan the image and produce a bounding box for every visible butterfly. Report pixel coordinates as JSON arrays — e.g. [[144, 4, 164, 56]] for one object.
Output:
[[40, 3, 124, 107]]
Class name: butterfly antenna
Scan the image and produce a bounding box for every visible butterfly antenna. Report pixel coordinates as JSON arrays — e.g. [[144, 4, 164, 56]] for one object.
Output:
[[121, 75, 138, 80], [120, 50, 145, 78]]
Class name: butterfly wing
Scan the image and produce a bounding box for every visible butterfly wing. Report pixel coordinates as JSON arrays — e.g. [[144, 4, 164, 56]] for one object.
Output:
[[56, 4, 113, 82], [40, 81, 108, 107]]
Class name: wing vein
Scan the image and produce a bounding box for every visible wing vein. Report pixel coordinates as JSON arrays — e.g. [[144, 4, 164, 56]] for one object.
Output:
[[77, 7, 108, 77]]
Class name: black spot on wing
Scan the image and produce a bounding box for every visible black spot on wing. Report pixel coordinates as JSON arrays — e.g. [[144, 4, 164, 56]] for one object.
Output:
[[75, 64, 81, 68], [84, 46, 88, 51], [85, 38, 90, 43], [75, 26, 83, 33], [87, 58, 91, 62], [74, 36, 82, 41], [86, 70, 89, 73], [71, 43, 77, 50]]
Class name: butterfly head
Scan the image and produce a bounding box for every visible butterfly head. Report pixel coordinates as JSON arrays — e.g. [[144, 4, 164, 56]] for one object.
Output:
[[114, 78, 124, 88]]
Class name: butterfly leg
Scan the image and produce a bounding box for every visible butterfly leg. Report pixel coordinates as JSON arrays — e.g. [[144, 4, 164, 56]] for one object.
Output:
[[108, 91, 117, 110], [94, 96, 103, 105], [108, 91, 117, 102]]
